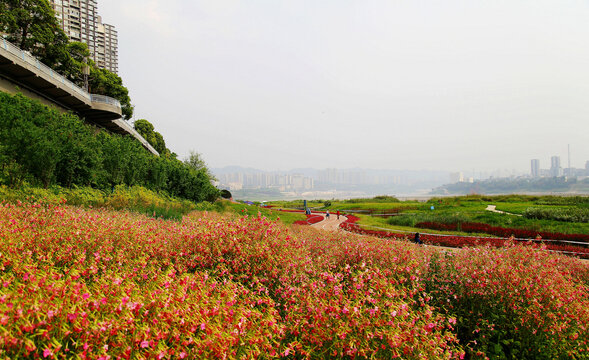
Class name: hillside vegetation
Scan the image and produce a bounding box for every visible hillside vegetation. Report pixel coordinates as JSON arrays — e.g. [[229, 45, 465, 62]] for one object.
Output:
[[0, 92, 218, 203]]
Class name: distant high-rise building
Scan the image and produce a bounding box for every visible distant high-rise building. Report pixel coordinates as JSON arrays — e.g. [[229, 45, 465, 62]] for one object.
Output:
[[531, 159, 540, 177], [550, 156, 563, 177], [50, 0, 119, 74], [449, 172, 464, 183]]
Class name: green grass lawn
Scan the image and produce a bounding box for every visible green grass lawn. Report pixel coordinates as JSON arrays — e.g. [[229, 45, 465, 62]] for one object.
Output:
[[238, 195, 589, 235], [352, 214, 494, 237], [224, 202, 307, 225], [330, 201, 422, 211], [266, 200, 325, 209], [270, 194, 589, 236]]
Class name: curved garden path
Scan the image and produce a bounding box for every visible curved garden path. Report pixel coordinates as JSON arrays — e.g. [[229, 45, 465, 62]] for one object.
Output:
[[485, 205, 522, 216], [308, 212, 588, 264], [310, 213, 348, 231]]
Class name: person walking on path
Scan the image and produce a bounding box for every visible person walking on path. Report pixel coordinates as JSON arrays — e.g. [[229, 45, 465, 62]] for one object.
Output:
[[414, 232, 422, 245], [337, 210, 340, 220], [326, 210, 330, 220]]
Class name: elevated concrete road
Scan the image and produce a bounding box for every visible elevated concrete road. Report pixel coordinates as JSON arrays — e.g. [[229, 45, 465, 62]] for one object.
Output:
[[0, 37, 158, 155]]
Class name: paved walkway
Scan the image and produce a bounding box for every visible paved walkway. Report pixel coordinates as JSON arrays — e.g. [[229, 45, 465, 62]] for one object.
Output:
[[310, 213, 348, 231], [485, 205, 522, 216]]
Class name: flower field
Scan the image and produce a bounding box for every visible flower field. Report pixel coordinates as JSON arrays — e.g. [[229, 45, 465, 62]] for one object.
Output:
[[293, 214, 324, 225], [341, 216, 589, 259], [416, 221, 589, 243], [1, 202, 588, 359]]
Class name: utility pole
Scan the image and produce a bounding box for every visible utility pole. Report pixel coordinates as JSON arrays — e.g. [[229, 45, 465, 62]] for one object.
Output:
[[83, 58, 90, 92]]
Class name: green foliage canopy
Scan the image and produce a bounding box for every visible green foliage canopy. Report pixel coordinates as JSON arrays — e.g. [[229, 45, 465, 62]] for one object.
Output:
[[89, 67, 134, 120], [1, 0, 134, 119], [0, 0, 69, 68], [184, 150, 215, 180], [0, 92, 219, 202], [133, 119, 168, 155]]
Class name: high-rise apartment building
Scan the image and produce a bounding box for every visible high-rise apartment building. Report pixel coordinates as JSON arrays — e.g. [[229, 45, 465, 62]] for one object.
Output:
[[96, 17, 118, 73], [530, 159, 540, 177], [550, 156, 562, 177], [50, 0, 119, 74]]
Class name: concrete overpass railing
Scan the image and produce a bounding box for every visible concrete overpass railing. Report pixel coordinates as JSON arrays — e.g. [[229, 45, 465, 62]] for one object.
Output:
[[1, 37, 157, 156], [113, 119, 160, 155], [1, 37, 91, 103], [90, 94, 121, 108]]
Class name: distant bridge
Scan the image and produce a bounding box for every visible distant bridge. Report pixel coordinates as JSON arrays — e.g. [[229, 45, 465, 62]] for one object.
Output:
[[0, 37, 158, 156]]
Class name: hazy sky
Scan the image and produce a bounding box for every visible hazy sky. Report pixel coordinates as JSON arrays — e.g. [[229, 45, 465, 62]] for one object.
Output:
[[97, 0, 589, 172]]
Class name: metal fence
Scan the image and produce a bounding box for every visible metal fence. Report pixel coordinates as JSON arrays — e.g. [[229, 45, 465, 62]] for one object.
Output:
[[1, 36, 119, 108], [90, 94, 121, 109], [112, 119, 159, 155]]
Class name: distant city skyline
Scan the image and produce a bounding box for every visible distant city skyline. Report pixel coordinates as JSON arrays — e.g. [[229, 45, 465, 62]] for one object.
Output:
[[529, 153, 589, 178], [96, 1, 589, 172]]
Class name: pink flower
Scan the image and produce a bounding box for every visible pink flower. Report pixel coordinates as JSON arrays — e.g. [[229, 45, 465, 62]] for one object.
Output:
[[200, 323, 206, 330], [140, 340, 149, 348], [43, 348, 53, 358]]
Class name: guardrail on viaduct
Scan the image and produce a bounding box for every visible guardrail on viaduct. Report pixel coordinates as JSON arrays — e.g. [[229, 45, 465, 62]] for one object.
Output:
[[0, 37, 158, 156]]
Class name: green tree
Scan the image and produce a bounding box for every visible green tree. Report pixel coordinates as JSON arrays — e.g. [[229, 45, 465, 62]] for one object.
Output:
[[0, 0, 70, 69], [53, 114, 101, 187], [133, 119, 168, 155], [1, 0, 135, 120], [133, 118, 155, 138], [184, 150, 215, 180], [89, 67, 134, 119], [59, 41, 91, 86]]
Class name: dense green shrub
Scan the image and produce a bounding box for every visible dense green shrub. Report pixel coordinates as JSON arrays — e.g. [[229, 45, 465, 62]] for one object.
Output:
[[0, 92, 219, 203], [523, 207, 589, 223], [535, 196, 589, 207], [387, 212, 470, 227]]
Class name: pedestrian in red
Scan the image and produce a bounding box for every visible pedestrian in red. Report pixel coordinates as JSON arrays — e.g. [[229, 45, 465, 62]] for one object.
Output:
[[337, 210, 340, 220]]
